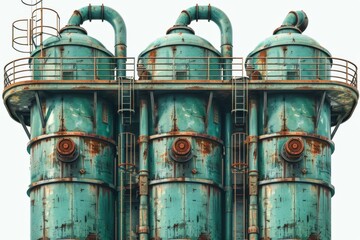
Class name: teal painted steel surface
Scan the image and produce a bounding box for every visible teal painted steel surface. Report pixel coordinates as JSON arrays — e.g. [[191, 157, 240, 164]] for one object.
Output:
[[137, 5, 232, 239], [27, 5, 127, 240], [29, 93, 116, 239], [2, 5, 359, 240], [246, 11, 333, 240]]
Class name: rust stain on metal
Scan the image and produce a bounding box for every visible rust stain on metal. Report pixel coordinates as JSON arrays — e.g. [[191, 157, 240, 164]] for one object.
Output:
[[306, 139, 323, 155], [198, 232, 210, 240], [84, 139, 103, 156], [149, 50, 157, 74], [308, 233, 320, 240], [258, 50, 267, 66], [196, 138, 213, 155], [85, 233, 98, 240]]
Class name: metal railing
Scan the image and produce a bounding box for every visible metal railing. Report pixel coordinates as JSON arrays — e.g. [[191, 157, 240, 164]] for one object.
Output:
[[245, 57, 357, 87], [137, 57, 244, 80], [3, 56, 357, 89], [4, 57, 136, 87]]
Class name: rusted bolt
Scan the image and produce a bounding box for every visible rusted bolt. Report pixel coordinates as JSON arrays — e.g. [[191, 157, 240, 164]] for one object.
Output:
[[170, 138, 192, 162], [192, 168, 198, 174], [282, 137, 304, 163], [56, 138, 78, 163], [301, 168, 307, 174], [79, 169, 86, 174]]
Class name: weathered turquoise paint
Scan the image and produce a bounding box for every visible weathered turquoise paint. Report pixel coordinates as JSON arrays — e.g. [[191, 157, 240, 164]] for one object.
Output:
[[29, 93, 116, 240], [27, 5, 129, 239], [31, 26, 115, 81], [3, 5, 358, 240], [246, 11, 333, 240], [67, 5, 127, 77], [138, 5, 232, 239]]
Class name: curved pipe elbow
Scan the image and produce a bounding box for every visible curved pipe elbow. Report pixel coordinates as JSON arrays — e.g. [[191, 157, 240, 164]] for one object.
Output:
[[283, 10, 308, 32], [67, 5, 127, 54], [174, 5, 233, 57], [275, 10, 308, 34]]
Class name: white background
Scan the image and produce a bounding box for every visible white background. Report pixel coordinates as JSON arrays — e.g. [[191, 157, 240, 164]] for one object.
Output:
[[0, 0, 359, 239]]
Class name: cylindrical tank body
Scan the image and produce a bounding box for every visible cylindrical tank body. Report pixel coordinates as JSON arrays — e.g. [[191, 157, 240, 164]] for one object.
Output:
[[246, 11, 333, 240], [139, 26, 224, 239], [28, 26, 116, 240]]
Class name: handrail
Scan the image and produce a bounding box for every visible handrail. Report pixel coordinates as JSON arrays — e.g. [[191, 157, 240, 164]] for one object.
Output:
[[3, 56, 357, 89], [245, 57, 357, 87], [3, 57, 136, 87]]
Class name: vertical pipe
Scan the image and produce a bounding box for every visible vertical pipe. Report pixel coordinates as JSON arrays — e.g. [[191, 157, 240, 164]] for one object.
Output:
[[117, 123, 125, 240], [138, 97, 149, 240], [224, 111, 233, 240], [248, 98, 259, 240]]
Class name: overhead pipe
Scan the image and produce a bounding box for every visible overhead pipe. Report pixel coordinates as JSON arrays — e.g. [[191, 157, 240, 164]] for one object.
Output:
[[173, 4, 233, 80], [274, 10, 308, 34], [67, 4, 127, 78]]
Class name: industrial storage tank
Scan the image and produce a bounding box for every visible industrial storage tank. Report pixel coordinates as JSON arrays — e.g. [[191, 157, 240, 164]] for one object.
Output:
[[245, 11, 334, 239], [2, 2, 358, 240], [136, 5, 233, 239], [20, 5, 127, 240]]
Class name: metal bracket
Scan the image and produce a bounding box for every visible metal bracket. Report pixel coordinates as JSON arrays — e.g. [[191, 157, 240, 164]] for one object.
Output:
[[139, 174, 149, 196], [205, 91, 213, 128], [331, 114, 346, 139], [150, 91, 156, 130], [315, 92, 326, 129], [35, 92, 46, 128], [249, 174, 258, 196], [15, 112, 30, 139], [93, 92, 97, 132], [263, 91, 268, 132]]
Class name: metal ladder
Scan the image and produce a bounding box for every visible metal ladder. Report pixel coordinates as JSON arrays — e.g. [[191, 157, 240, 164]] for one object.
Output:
[[232, 77, 248, 130], [118, 76, 135, 125], [231, 76, 249, 239], [231, 132, 248, 239]]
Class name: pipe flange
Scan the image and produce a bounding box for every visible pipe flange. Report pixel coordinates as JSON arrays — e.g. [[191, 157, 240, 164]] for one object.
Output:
[[170, 138, 193, 163], [56, 138, 79, 163], [281, 137, 304, 163]]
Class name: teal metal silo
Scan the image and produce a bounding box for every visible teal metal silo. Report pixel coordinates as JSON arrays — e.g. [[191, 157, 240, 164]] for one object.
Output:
[[26, 5, 127, 240], [246, 11, 333, 240], [137, 5, 232, 240]]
